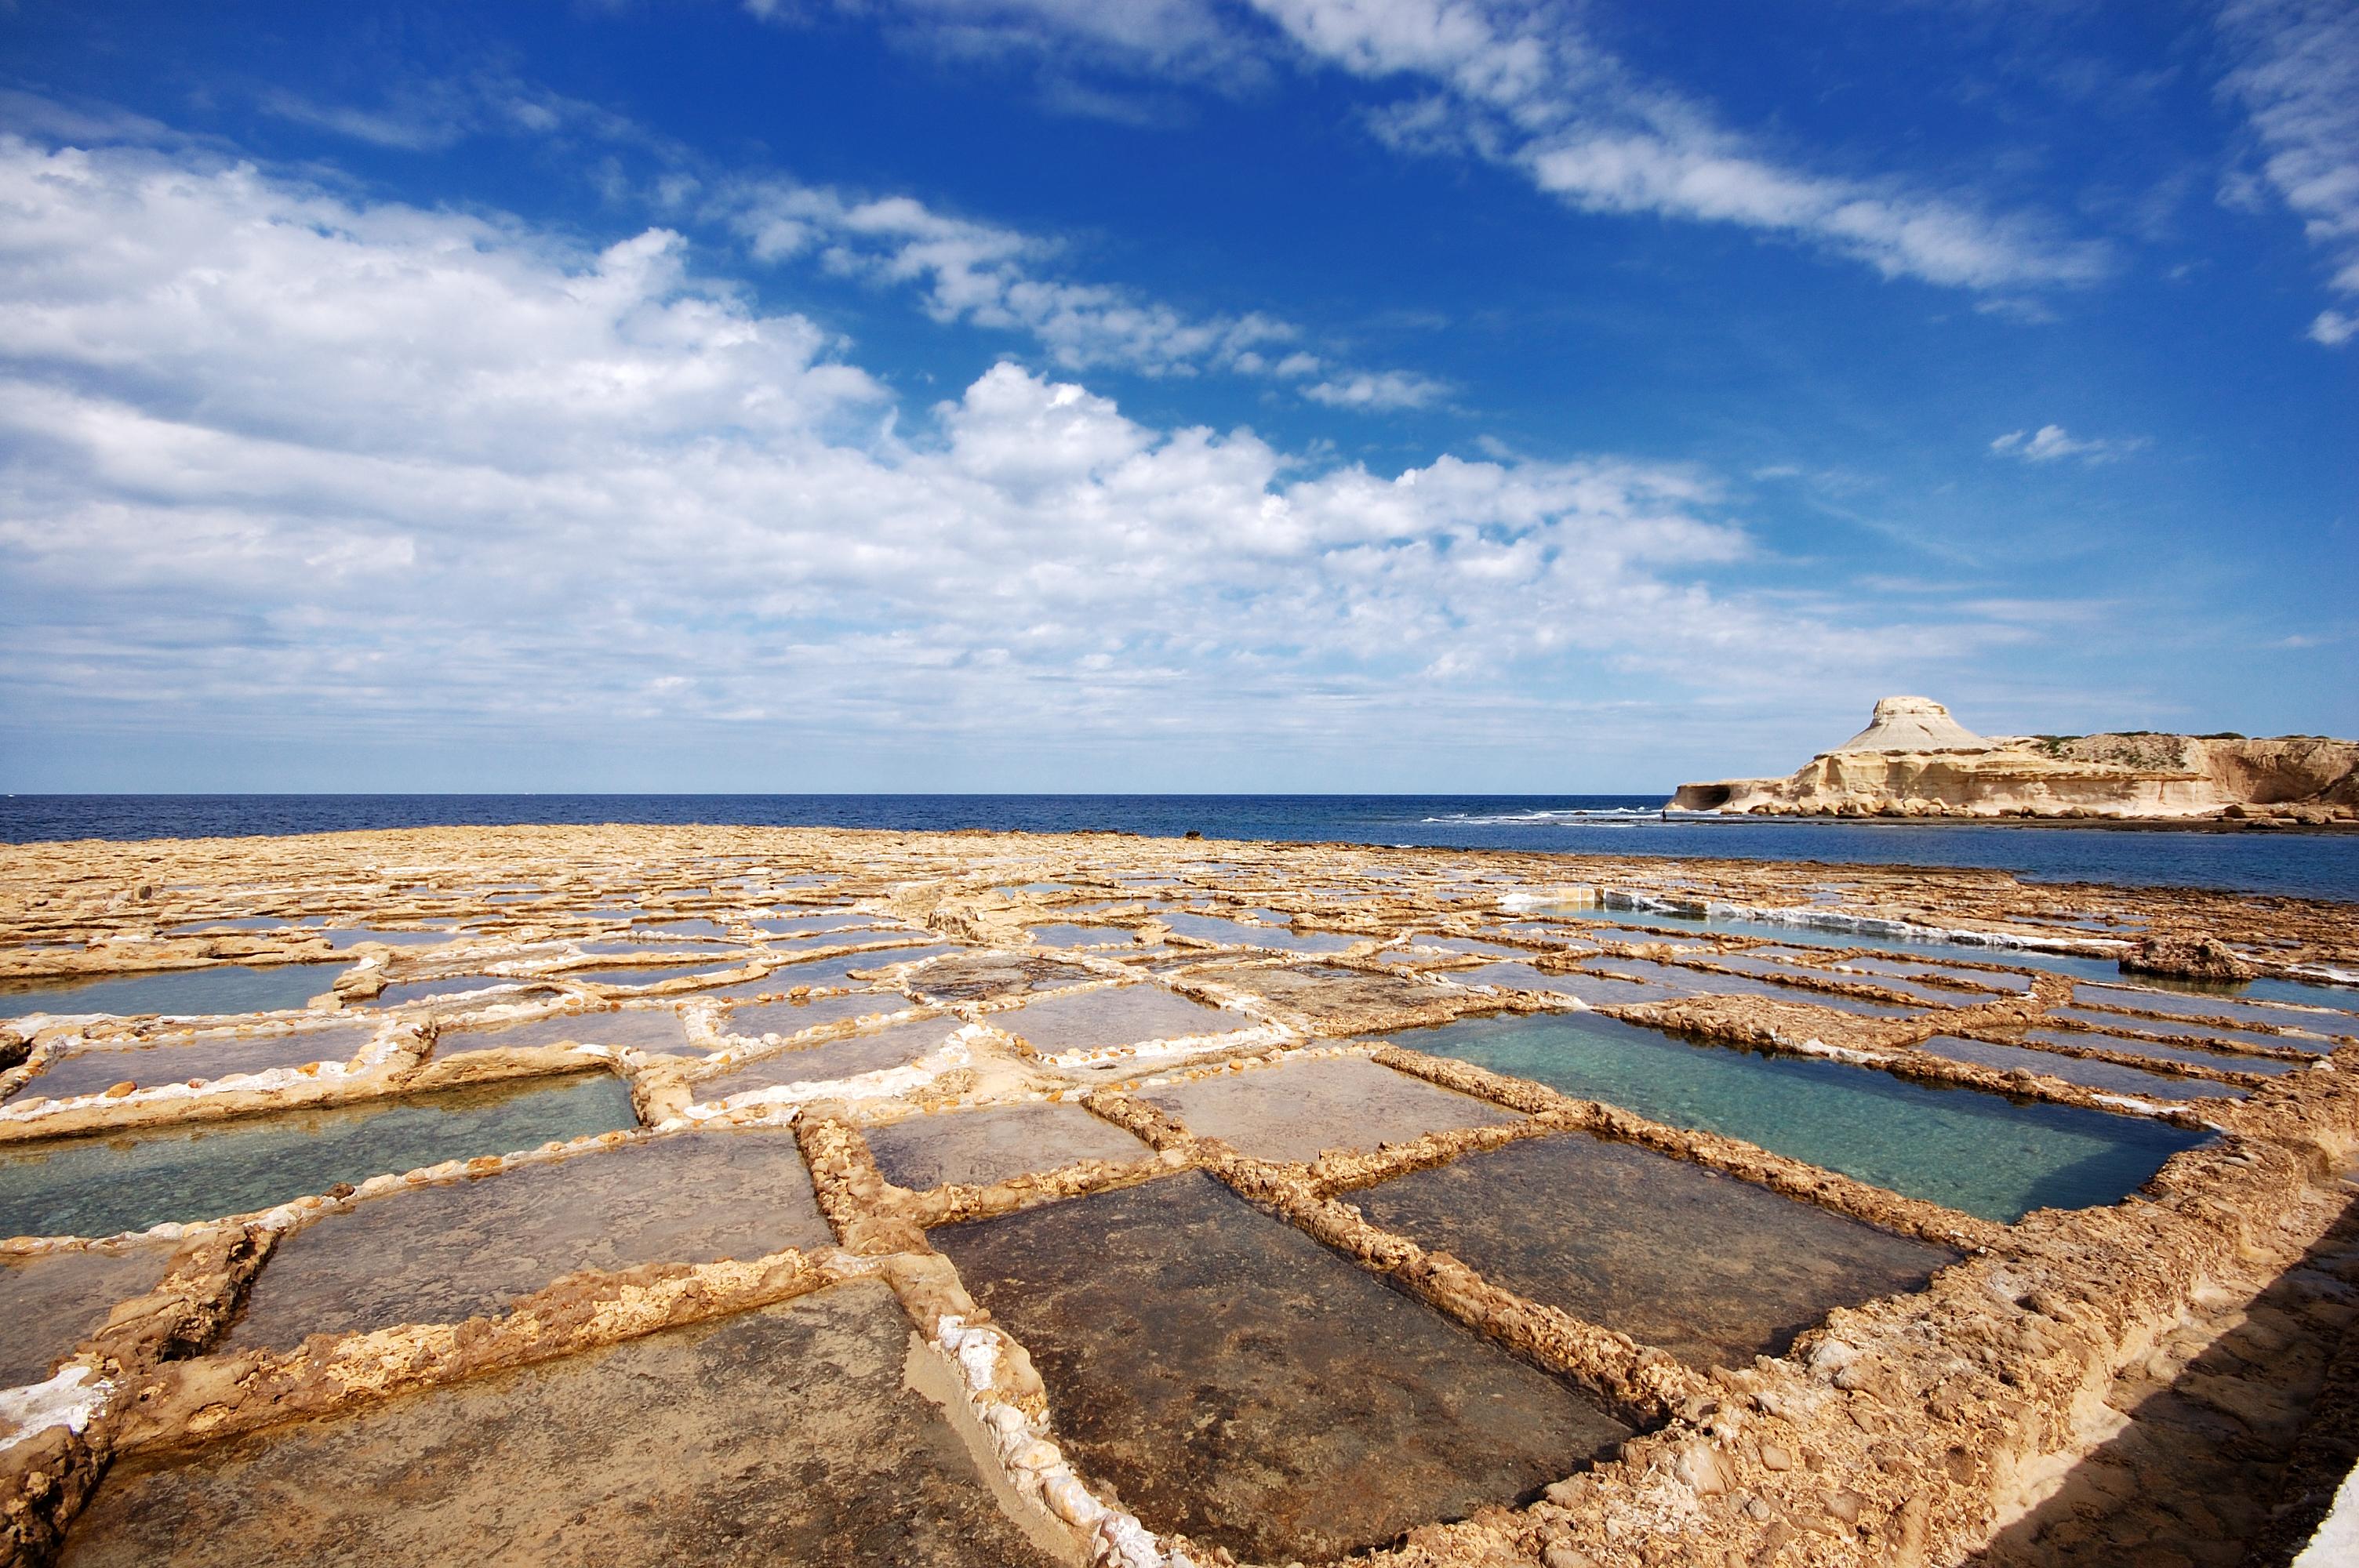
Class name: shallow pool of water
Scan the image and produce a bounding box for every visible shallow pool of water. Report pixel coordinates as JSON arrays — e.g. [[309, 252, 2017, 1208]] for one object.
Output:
[[1448, 962, 1674, 1004], [559, 964, 738, 989], [1395, 1013, 2210, 1222], [631, 918, 734, 940], [1914, 1035, 2246, 1101], [993, 985, 1255, 1054], [5, 1025, 380, 1105], [1578, 957, 1923, 1017], [64, 1281, 1056, 1568], [2053, 1004, 2333, 1052], [2018, 1026, 2299, 1076], [750, 912, 860, 937], [2074, 982, 2357, 1033], [1140, 1054, 1518, 1163], [0, 1073, 637, 1240], [434, 1007, 687, 1055], [931, 1172, 1630, 1562], [162, 917, 289, 935], [321, 928, 453, 949], [867, 1100, 1150, 1190], [0, 1241, 175, 1386], [721, 994, 896, 1040], [1160, 913, 1292, 946], [1357, 1131, 1958, 1368], [365, 975, 543, 1008], [1025, 923, 1145, 949], [1, 964, 348, 1020], [692, 1018, 959, 1103], [225, 1129, 831, 1350], [904, 953, 1100, 1002]]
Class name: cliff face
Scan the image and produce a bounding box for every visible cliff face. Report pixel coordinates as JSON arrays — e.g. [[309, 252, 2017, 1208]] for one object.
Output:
[[1673, 701, 2359, 822]]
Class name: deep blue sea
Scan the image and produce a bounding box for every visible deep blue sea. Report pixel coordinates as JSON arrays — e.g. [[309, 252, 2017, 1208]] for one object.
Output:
[[2, 795, 2354, 902]]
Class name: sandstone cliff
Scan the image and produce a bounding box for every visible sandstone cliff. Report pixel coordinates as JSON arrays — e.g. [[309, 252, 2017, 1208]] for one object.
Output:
[[1673, 696, 2359, 822]]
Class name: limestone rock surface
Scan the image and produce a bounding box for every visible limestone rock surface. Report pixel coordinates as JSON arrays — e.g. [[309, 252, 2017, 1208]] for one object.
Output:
[[1673, 697, 2359, 822]]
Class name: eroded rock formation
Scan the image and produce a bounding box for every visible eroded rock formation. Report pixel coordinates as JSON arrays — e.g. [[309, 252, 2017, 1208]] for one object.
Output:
[[1674, 695, 2359, 822]]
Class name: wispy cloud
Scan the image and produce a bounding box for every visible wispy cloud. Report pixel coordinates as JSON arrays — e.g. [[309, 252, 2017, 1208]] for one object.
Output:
[[721, 178, 1309, 379], [759, 1, 2110, 295], [1256, 0, 2110, 292], [1988, 424, 2145, 464], [2216, 0, 2359, 346], [1299, 368, 1448, 409], [259, 71, 647, 154]]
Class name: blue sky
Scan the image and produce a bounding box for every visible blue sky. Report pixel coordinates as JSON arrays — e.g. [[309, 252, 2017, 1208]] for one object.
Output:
[[0, 0, 2351, 793]]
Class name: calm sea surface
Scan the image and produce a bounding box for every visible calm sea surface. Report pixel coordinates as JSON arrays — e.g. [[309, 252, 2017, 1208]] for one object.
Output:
[[2, 795, 2353, 902]]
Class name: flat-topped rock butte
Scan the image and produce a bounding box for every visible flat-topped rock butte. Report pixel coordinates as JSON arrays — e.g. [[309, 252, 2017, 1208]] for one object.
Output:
[[0, 822, 2355, 1568], [1674, 696, 2359, 824]]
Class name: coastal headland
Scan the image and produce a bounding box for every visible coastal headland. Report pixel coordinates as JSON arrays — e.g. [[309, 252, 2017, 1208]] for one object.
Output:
[[2, 823, 2356, 1567], [1674, 697, 2359, 826]]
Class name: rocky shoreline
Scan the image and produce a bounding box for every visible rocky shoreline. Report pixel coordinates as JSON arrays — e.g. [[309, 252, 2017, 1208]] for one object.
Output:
[[1674, 697, 2359, 825]]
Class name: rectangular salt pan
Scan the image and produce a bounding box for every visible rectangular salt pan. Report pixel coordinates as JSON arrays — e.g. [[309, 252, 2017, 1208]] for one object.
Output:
[[5, 1026, 379, 1105], [931, 1172, 1630, 1563], [1914, 1035, 2247, 1101], [61, 1281, 1063, 1568], [434, 1008, 687, 1055], [866, 1100, 1150, 1191], [722, 994, 899, 1040], [2019, 1026, 2298, 1076], [732, 946, 966, 996], [1579, 957, 1922, 1017], [991, 985, 1253, 1054], [2052, 1005, 2330, 1053], [1357, 1131, 1958, 1368], [692, 1018, 959, 1102], [367, 976, 543, 1007], [225, 1129, 832, 1351], [1024, 924, 1144, 949], [906, 953, 1101, 1002], [1453, 962, 1676, 1004], [2, 964, 347, 1021], [1140, 1053, 1518, 1163], [557, 964, 740, 989], [0, 1242, 175, 1387], [1398, 1012, 2210, 1223], [0, 1073, 638, 1241], [2074, 982, 2356, 1033]]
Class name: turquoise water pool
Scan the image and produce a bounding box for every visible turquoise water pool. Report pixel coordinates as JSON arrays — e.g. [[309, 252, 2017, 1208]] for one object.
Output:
[[0, 1073, 637, 1240], [1394, 1012, 2209, 1222]]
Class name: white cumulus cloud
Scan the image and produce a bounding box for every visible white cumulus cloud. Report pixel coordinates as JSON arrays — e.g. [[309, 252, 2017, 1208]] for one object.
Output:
[[0, 130, 1969, 775]]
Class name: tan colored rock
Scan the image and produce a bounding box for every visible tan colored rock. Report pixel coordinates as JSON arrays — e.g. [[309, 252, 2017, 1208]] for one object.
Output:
[[1674, 697, 2359, 821], [2121, 933, 2259, 982]]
